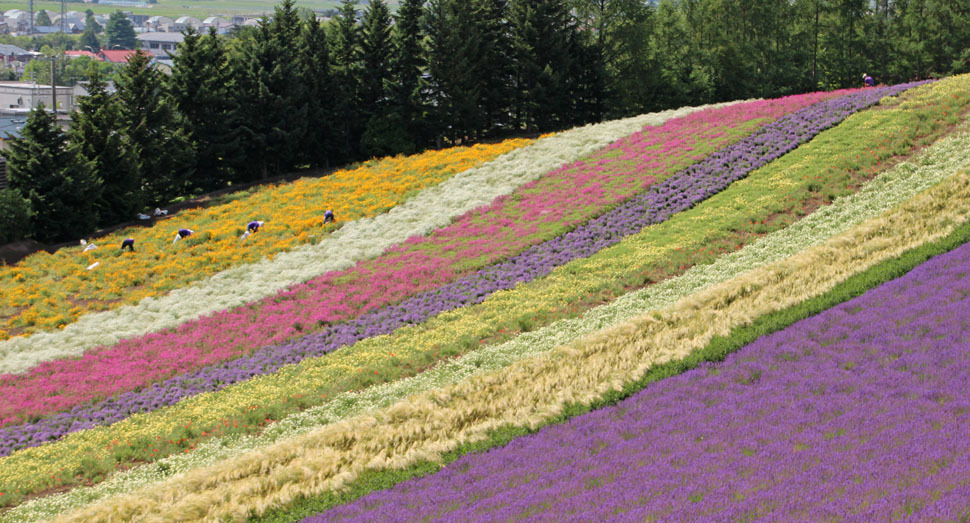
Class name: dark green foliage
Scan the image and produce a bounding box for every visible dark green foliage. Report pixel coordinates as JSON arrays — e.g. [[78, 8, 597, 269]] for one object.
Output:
[[105, 11, 136, 50], [169, 27, 242, 190], [5, 106, 100, 242], [296, 16, 334, 168], [116, 51, 193, 205], [232, 0, 308, 179], [328, 0, 363, 163], [386, 0, 428, 153], [70, 63, 141, 225], [35, 10, 52, 26], [509, 0, 577, 132], [0, 188, 34, 244], [79, 24, 100, 53], [425, 0, 484, 143]]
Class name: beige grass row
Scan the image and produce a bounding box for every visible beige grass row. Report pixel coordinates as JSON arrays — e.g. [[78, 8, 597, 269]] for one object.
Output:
[[60, 167, 970, 522]]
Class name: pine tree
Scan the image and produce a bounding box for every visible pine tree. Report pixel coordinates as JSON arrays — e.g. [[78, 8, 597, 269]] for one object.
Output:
[[35, 10, 52, 26], [169, 27, 241, 190], [116, 51, 193, 204], [70, 62, 140, 225], [79, 24, 100, 53], [509, 0, 575, 132], [475, 0, 515, 136], [0, 188, 34, 244], [329, 0, 363, 162], [359, 0, 402, 156], [425, 0, 484, 143], [387, 0, 428, 152], [6, 105, 100, 242], [296, 15, 335, 168], [233, 0, 308, 178], [105, 11, 137, 50]]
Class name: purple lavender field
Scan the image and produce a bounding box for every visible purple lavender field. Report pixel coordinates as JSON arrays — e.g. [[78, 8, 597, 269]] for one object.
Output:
[[311, 240, 970, 521]]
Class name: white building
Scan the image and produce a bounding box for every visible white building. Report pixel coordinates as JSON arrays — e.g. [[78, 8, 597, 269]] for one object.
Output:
[[172, 16, 201, 32], [136, 32, 185, 57], [0, 82, 87, 113], [145, 15, 174, 32]]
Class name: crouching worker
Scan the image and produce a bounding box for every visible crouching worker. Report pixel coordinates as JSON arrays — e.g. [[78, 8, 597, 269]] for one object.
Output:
[[121, 238, 135, 252], [323, 210, 335, 224], [247, 220, 264, 233], [173, 228, 194, 244]]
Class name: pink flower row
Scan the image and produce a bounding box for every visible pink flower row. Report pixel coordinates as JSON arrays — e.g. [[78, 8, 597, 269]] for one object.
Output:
[[0, 90, 852, 426]]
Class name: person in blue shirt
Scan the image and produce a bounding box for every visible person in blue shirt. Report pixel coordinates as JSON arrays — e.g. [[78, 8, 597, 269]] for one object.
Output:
[[173, 228, 194, 244], [247, 220, 264, 233], [121, 238, 135, 252], [323, 210, 335, 224], [863, 73, 874, 87]]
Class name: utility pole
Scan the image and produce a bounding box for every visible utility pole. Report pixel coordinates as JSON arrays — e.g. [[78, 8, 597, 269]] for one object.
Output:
[[60, 0, 65, 32], [49, 56, 55, 112], [28, 0, 34, 33]]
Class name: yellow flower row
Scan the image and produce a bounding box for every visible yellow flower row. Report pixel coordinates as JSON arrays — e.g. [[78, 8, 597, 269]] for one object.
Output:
[[57, 148, 970, 522], [1, 78, 958, 498], [0, 139, 532, 339]]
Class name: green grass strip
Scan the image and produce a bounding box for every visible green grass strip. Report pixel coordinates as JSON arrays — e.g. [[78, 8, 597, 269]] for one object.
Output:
[[254, 205, 970, 523]]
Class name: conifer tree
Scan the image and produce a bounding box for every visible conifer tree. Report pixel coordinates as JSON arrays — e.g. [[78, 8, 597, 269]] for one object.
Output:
[[475, 0, 515, 136], [296, 15, 334, 167], [116, 50, 193, 204], [425, 0, 484, 143], [358, 0, 398, 156], [105, 11, 137, 50], [6, 105, 100, 242], [328, 0, 362, 162], [79, 24, 100, 52], [509, 0, 575, 131], [71, 62, 140, 225], [169, 27, 241, 190], [233, 0, 308, 178], [387, 0, 428, 152]]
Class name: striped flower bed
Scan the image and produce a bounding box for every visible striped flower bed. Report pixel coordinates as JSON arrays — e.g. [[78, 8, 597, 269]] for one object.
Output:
[[56, 149, 970, 522], [0, 87, 898, 449], [315, 232, 970, 521], [0, 104, 709, 374], [13, 116, 969, 523]]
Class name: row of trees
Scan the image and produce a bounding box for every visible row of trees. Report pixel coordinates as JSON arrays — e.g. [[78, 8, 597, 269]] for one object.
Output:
[[2, 0, 969, 244]]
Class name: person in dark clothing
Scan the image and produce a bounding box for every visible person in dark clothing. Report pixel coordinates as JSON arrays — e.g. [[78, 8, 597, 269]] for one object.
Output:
[[247, 220, 264, 233], [121, 238, 135, 252], [323, 210, 335, 224], [863, 74, 874, 87]]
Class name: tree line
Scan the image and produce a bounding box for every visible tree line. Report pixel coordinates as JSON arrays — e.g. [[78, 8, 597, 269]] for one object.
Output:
[[2, 0, 968, 245]]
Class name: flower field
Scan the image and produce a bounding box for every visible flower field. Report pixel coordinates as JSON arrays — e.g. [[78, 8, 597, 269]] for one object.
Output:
[[0, 139, 531, 340], [0, 88, 849, 432], [2, 75, 970, 521]]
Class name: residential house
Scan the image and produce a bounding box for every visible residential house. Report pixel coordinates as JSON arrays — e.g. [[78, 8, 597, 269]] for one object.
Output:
[[145, 15, 174, 32], [136, 32, 184, 57], [172, 16, 201, 32]]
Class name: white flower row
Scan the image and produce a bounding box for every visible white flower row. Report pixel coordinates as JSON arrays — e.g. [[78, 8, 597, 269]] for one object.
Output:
[[21, 121, 970, 523], [0, 103, 726, 375]]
